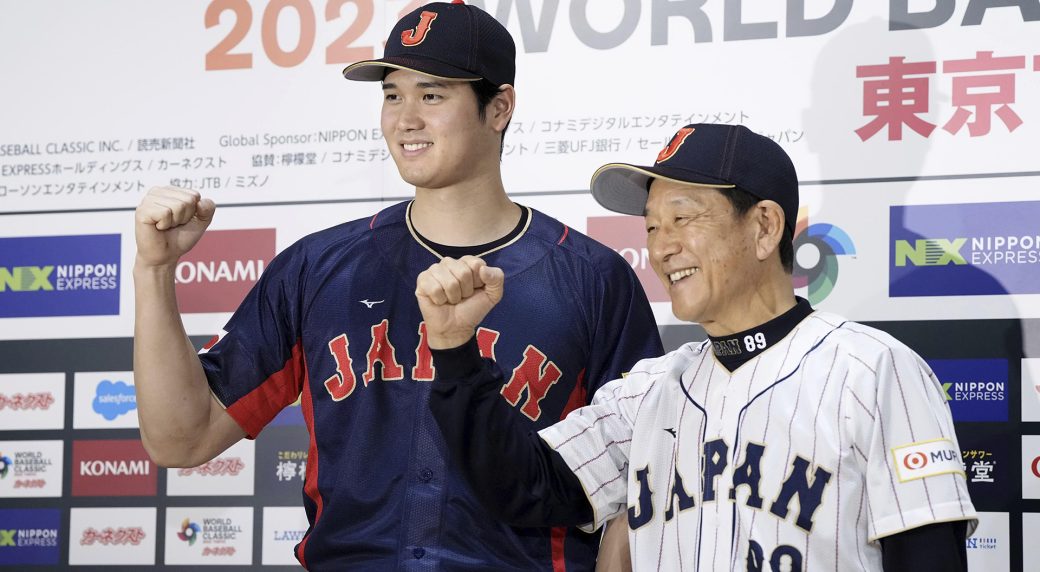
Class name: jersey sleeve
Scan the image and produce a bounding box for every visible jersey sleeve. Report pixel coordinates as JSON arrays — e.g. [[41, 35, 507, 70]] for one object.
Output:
[[198, 244, 308, 439], [538, 363, 655, 532], [584, 253, 663, 398], [845, 336, 978, 541]]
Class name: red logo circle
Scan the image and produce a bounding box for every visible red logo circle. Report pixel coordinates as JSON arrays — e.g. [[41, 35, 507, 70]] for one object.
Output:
[[903, 452, 928, 471], [1031, 456, 1040, 479]]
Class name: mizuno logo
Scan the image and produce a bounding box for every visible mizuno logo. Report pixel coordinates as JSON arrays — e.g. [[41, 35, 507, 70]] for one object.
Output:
[[359, 299, 384, 308], [664, 427, 676, 437]]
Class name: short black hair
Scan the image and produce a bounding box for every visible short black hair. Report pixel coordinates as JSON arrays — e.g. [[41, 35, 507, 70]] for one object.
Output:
[[470, 79, 509, 155], [715, 186, 794, 273]]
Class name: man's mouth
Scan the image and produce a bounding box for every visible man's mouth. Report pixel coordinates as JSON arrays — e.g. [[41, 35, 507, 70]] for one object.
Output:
[[668, 267, 698, 284]]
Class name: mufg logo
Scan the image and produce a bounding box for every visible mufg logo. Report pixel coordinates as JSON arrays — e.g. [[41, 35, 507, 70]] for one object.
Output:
[[792, 208, 856, 304]]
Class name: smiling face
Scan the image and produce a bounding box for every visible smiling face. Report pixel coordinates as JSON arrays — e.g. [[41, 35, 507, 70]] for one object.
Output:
[[380, 69, 505, 191], [644, 179, 762, 330]]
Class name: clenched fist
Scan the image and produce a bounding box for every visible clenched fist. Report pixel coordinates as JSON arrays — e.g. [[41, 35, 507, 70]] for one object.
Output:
[[415, 256, 505, 349], [134, 186, 215, 268]]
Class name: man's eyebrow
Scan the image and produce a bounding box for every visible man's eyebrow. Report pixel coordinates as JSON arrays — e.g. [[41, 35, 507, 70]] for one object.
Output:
[[381, 80, 450, 90]]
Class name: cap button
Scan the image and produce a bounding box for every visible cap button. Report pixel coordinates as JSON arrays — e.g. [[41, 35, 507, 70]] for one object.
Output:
[[452, 0, 465, 4]]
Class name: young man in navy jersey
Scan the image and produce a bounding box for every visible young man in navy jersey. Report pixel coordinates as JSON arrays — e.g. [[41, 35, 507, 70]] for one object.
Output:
[[132, 2, 660, 570]]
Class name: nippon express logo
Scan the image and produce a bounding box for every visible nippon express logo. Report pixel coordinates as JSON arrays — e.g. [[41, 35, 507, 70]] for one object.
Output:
[[0, 234, 120, 317], [0, 509, 60, 565], [92, 380, 136, 421], [792, 208, 855, 305], [929, 359, 1008, 422], [890, 202, 1040, 296]]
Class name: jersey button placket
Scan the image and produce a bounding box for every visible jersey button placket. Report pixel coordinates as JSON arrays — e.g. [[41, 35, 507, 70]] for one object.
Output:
[[413, 547, 426, 559], [419, 468, 433, 482]]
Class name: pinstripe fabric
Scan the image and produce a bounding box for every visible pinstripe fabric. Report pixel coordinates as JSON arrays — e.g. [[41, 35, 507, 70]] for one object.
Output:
[[538, 312, 978, 571]]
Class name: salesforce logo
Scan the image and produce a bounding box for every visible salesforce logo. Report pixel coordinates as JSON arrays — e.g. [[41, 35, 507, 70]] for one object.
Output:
[[92, 380, 137, 421]]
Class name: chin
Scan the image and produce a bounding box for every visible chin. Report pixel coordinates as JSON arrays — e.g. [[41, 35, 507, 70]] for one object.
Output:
[[670, 302, 705, 325]]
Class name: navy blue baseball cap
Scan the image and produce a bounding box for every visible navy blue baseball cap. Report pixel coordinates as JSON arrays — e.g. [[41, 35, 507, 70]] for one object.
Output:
[[590, 124, 799, 235], [342, 1, 515, 87]]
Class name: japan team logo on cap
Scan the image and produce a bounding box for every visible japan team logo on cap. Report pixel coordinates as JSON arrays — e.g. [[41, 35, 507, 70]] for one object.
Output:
[[656, 127, 695, 164], [402, 11, 438, 46]]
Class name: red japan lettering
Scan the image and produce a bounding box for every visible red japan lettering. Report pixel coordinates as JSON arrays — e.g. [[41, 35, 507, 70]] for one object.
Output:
[[363, 319, 404, 384], [501, 345, 562, 421], [323, 334, 357, 401]]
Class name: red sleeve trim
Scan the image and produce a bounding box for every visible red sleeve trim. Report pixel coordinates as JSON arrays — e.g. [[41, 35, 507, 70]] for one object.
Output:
[[225, 340, 305, 438]]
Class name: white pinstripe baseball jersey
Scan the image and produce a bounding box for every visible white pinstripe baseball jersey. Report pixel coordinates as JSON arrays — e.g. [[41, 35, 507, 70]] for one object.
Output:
[[539, 310, 977, 571]]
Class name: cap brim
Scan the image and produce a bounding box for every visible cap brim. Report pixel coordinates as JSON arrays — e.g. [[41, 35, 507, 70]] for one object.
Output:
[[590, 163, 734, 216], [342, 56, 483, 82]]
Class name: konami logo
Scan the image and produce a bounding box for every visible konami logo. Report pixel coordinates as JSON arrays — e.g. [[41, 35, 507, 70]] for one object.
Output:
[[71, 440, 156, 497], [174, 229, 276, 313], [586, 216, 667, 303], [80, 459, 150, 477]]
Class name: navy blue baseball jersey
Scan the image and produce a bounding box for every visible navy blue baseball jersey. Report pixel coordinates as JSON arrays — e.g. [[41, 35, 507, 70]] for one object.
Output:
[[198, 201, 663, 570]]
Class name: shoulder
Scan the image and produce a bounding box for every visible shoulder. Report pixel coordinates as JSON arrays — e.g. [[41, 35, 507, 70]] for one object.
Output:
[[526, 207, 638, 277], [278, 201, 407, 263], [804, 312, 927, 377], [626, 342, 708, 387]]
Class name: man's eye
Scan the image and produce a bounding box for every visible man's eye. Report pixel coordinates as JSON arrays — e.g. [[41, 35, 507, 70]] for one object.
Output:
[[646, 226, 657, 234], [423, 93, 443, 102], [384, 94, 400, 102]]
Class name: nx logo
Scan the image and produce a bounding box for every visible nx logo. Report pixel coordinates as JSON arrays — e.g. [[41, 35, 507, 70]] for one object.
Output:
[[0, 529, 14, 546], [0, 266, 53, 292], [894, 239, 967, 267]]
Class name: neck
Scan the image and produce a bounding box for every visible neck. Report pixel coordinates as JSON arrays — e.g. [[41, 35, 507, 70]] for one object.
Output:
[[701, 273, 798, 337], [410, 172, 519, 246]]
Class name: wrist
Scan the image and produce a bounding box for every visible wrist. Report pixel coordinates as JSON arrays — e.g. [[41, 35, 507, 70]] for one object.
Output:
[[430, 335, 484, 379], [133, 257, 178, 281], [427, 329, 478, 350]]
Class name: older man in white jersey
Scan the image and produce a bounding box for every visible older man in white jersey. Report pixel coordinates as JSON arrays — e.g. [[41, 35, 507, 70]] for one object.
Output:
[[416, 123, 978, 571]]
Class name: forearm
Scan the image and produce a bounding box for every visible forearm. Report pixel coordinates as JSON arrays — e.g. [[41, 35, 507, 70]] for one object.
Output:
[[429, 336, 593, 527], [880, 520, 968, 572], [133, 261, 221, 466]]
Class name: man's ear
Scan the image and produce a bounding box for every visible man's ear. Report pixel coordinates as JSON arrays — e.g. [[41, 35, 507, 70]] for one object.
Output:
[[752, 200, 786, 262], [489, 84, 515, 133]]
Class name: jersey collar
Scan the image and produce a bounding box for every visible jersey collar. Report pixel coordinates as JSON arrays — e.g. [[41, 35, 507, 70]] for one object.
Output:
[[707, 297, 814, 372]]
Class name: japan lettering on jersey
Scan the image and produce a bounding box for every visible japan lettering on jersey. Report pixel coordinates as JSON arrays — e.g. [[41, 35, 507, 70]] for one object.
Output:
[[541, 311, 976, 571]]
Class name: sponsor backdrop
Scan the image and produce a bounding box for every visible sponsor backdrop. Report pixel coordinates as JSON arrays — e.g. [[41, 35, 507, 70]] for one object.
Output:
[[1, 0, 1039, 569]]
